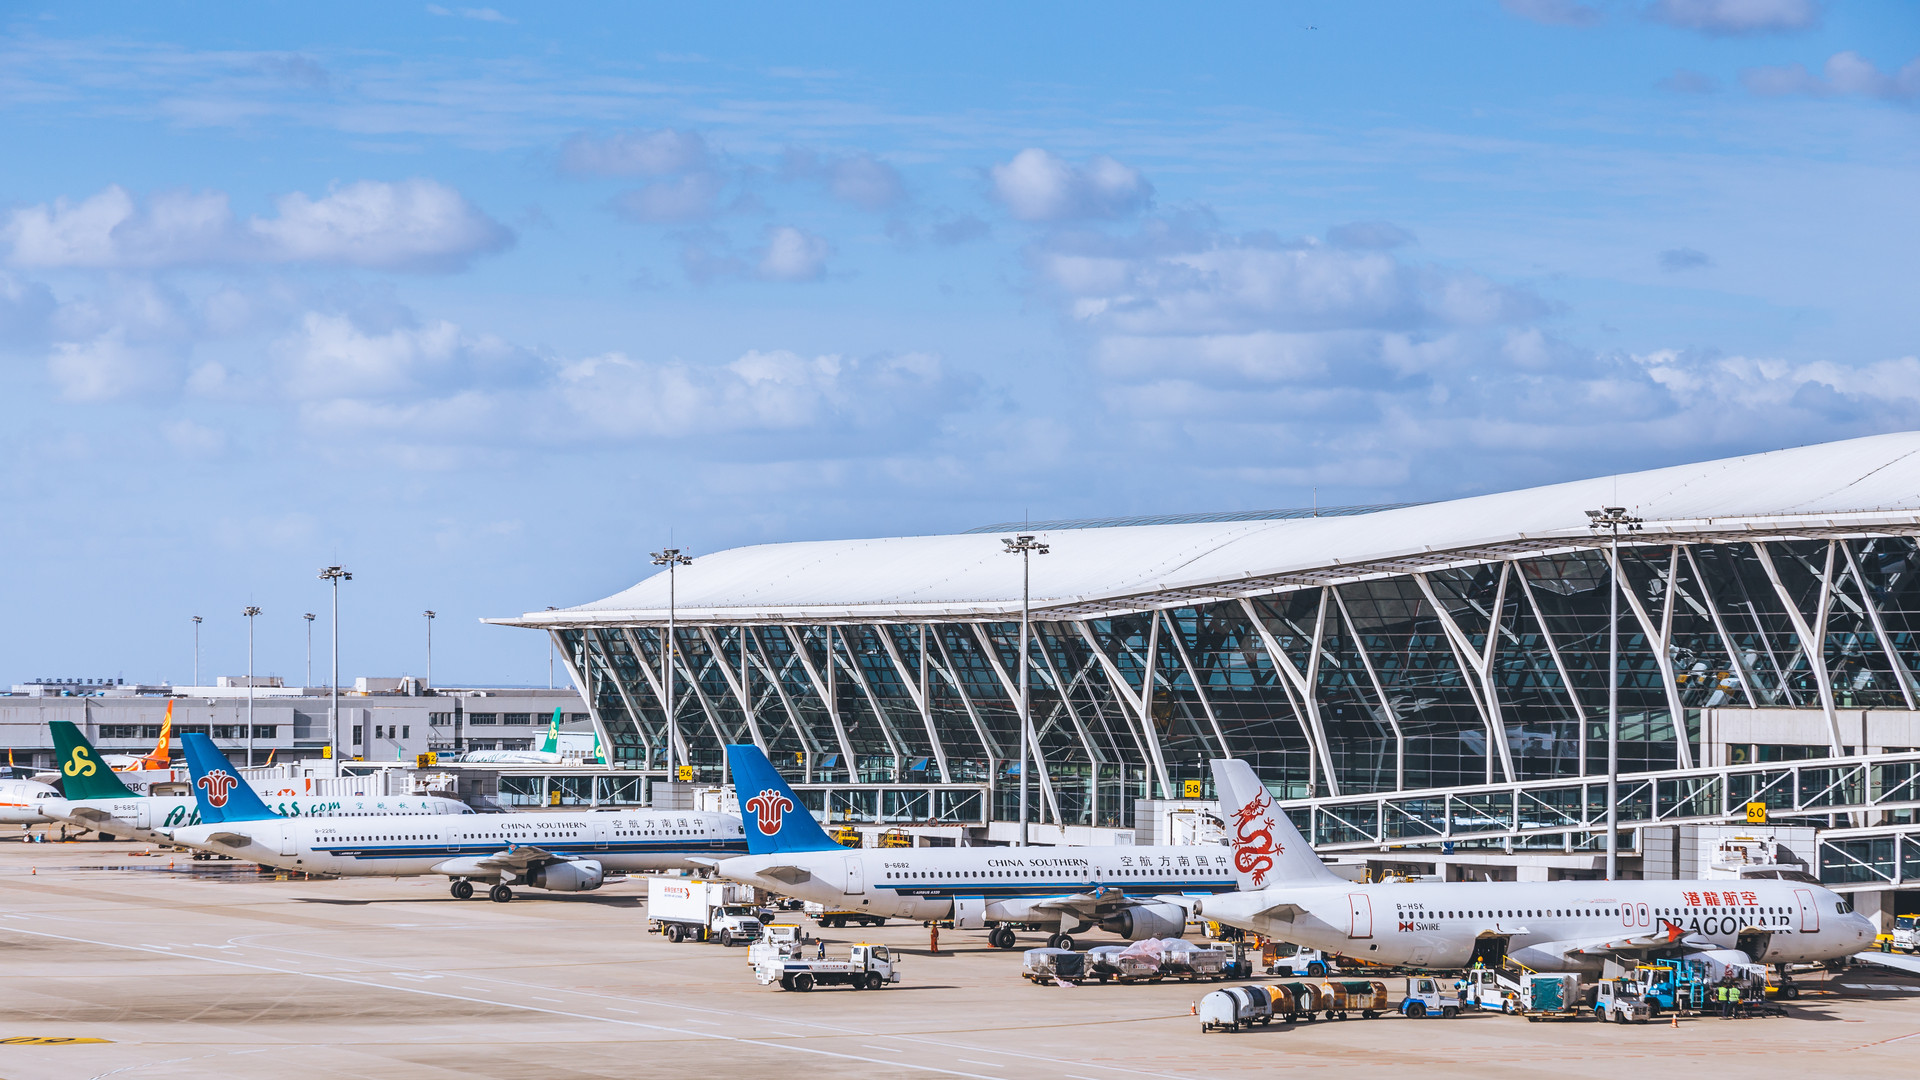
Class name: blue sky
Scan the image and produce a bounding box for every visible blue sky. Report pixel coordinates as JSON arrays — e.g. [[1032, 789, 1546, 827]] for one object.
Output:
[[1, 0, 1915, 688]]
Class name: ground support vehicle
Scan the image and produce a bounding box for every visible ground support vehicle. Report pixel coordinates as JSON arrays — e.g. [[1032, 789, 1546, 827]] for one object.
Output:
[[1266, 945, 1336, 977], [748, 924, 805, 967], [1199, 985, 1298, 1032], [1519, 973, 1585, 1020], [1319, 980, 1389, 1020], [648, 877, 764, 945], [1086, 945, 1163, 983], [1022, 947, 1090, 984], [803, 900, 888, 929], [1158, 939, 1229, 982], [1594, 978, 1652, 1024], [1458, 968, 1521, 1014], [1635, 959, 1708, 1015], [1273, 981, 1329, 1020], [756, 943, 900, 991], [1399, 976, 1461, 1018], [1892, 915, 1918, 953]]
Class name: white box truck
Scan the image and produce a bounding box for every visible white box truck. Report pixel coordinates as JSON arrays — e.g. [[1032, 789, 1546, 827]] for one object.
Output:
[[647, 877, 764, 945]]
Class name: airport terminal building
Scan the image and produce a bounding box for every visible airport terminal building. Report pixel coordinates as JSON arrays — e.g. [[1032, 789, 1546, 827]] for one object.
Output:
[[497, 433, 1920, 907]]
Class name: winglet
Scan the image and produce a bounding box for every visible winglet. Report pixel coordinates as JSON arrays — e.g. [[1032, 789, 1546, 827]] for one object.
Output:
[[1209, 757, 1340, 886], [181, 734, 278, 823], [724, 744, 842, 855], [48, 722, 137, 800]]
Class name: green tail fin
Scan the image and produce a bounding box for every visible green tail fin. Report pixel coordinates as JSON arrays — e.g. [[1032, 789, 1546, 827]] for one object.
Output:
[[49, 721, 137, 800], [540, 707, 562, 755]]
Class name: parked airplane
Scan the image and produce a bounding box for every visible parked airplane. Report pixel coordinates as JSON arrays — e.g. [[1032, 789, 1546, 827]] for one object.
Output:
[[98, 699, 175, 772], [1185, 758, 1874, 988], [457, 708, 595, 764], [712, 744, 1252, 950], [0, 777, 61, 827], [40, 721, 471, 844], [162, 734, 748, 901]]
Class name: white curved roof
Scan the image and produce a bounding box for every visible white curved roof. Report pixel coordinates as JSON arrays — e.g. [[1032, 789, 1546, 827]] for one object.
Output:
[[495, 432, 1920, 627]]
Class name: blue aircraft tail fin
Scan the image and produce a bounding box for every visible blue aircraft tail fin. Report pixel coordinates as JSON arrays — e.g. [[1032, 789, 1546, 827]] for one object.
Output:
[[181, 733, 277, 823], [725, 744, 842, 855]]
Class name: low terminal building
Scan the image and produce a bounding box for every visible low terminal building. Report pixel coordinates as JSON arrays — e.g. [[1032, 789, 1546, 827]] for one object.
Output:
[[493, 432, 1920, 925]]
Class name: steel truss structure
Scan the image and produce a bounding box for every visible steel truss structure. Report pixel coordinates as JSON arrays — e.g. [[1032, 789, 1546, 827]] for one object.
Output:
[[530, 531, 1920, 847]]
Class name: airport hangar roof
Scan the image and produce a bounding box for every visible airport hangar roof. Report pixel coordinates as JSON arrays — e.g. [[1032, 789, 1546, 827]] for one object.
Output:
[[493, 431, 1920, 629]]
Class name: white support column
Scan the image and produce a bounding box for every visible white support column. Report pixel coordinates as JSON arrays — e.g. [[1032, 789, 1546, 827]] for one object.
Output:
[[742, 628, 824, 761], [970, 622, 1062, 824], [1238, 596, 1342, 797], [1161, 609, 1232, 758], [1034, 634, 1107, 815], [699, 627, 767, 752], [1680, 546, 1761, 711], [788, 627, 861, 782], [1600, 546, 1695, 770], [923, 627, 1003, 767], [1330, 588, 1406, 792], [622, 628, 687, 767], [1753, 541, 1846, 755], [1412, 573, 1517, 784], [667, 636, 739, 752], [1512, 561, 1591, 776], [832, 628, 908, 776], [555, 630, 622, 766], [1073, 619, 1174, 799], [876, 624, 951, 783], [585, 628, 649, 763], [1840, 542, 1919, 710]]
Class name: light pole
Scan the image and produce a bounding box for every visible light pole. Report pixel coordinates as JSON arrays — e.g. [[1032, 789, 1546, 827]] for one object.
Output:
[[319, 566, 352, 761], [303, 613, 315, 687], [423, 610, 436, 692], [1002, 533, 1050, 847], [651, 548, 693, 779], [1587, 506, 1642, 881], [243, 606, 261, 768], [192, 615, 202, 687]]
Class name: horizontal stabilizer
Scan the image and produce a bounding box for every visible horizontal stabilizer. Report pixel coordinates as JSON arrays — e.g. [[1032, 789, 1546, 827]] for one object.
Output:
[[756, 865, 814, 885]]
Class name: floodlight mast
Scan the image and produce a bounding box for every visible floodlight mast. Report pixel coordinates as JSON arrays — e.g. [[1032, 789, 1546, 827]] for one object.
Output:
[[318, 566, 352, 761], [191, 615, 202, 688], [651, 548, 694, 780], [303, 613, 315, 688], [423, 610, 436, 692], [1002, 534, 1050, 847], [243, 606, 261, 767], [1586, 506, 1642, 881]]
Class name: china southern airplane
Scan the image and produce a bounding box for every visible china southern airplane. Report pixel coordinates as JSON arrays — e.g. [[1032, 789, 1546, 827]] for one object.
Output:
[[712, 744, 1252, 950], [1185, 758, 1874, 989], [162, 734, 748, 901], [40, 722, 471, 844]]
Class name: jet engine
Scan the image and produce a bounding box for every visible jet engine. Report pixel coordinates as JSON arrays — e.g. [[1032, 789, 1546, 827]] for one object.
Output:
[[1100, 903, 1188, 941], [527, 859, 604, 892]]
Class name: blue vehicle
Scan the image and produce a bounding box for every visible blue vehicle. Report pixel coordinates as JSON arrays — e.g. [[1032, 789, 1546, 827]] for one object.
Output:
[[1636, 959, 1708, 1014]]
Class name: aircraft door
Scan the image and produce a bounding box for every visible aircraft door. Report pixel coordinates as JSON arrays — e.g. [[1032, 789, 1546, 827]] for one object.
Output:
[[278, 822, 298, 858], [842, 856, 864, 896], [593, 820, 608, 852], [1794, 889, 1819, 933], [1347, 893, 1373, 939], [132, 803, 150, 831]]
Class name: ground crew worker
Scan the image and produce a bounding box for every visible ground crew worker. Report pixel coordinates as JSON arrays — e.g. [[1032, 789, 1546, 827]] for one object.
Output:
[[816, 939, 827, 960], [929, 922, 939, 955], [1716, 981, 1731, 1018], [1729, 983, 1742, 1017]]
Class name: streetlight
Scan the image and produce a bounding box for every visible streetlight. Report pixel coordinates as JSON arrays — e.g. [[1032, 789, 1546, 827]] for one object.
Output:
[[243, 606, 261, 768], [650, 548, 693, 780], [191, 615, 202, 688], [1587, 506, 1642, 881], [423, 610, 436, 692], [1002, 533, 1050, 847], [318, 566, 352, 761], [303, 613, 315, 687]]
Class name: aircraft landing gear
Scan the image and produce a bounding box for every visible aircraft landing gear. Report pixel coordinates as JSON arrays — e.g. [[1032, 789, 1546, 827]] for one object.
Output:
[[451, 879, 474, 900], [989, 926, 1017, 950], [1046, 933, 1076, 951], [489, 883, 514, 903]]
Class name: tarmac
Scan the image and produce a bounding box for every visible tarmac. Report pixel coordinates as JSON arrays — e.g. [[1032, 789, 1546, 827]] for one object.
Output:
[[2, 837, 1918, 1080]]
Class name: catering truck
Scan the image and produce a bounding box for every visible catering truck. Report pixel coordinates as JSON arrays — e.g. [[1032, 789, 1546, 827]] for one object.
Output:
[[647, 877, 764, 945]]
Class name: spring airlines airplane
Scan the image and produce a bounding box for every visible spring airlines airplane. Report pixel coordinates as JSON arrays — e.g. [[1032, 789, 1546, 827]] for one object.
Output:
[[38, 722, 469, 844], [1185, 758, 1874, 988], [161, 734, 749, 901], [712, 744, 1253, 950]]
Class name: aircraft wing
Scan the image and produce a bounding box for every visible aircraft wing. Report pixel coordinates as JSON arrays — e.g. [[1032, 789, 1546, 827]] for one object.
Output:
[[1030, 887, 1145, 918], [58, 805, 117, 823], [1559, 919, 1707, 959], [462, 844, 569, 871]]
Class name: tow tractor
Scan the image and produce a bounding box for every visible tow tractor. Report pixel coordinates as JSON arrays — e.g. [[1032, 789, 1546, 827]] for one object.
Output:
[[756, 943, 901, 991], [1894, 914, 1919, 954], [1459, 968, 1521, 1014], [1399, 976, 1460, 1018], [1594, 978, 1652, 1024]]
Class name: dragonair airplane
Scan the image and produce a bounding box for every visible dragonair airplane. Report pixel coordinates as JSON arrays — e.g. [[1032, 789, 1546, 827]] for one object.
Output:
[[162, 734, 747, 901], [39, 721, 470, 844], [712, 744, 1255, 950], [1183, 758, 1873, 988]]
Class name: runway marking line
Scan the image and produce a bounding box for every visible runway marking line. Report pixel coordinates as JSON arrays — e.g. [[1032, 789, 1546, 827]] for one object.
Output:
[[0, 925, 1013, 1080]]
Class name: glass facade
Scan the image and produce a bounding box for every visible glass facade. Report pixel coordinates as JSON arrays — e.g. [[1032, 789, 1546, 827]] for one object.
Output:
[[554, 537, 1920, 829]]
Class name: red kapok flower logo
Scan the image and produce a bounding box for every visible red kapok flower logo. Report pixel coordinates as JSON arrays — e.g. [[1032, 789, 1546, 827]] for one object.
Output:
[[198, 769, 239, 808], [745, 789, 795, 835]]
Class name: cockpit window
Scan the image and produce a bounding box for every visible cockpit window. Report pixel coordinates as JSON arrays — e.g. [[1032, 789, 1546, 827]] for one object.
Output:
[[1836, 900, 1854, 914]]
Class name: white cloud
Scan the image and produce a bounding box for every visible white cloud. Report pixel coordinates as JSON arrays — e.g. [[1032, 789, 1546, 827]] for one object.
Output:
[[757, 226, 830, 282], [163, 418, 227, 456], [1649, 0, 1820, 35], [276, 311, 534, 400], [611, 173, 726, 223], [1743, 52, 1920, 102], [990, 149, 1152, 222], [559, 129, 710, 177], [1501, 0, 1603, 27], [3, 180, 512, 273], [251, 179, 514, 272], [782, 150, 906, 211], [0, 272, 56, 341], [426, 5, 515, 23], [46, 331, 181, 401]]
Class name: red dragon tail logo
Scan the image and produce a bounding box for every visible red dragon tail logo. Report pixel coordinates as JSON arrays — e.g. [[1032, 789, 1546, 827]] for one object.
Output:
[[1230, 789, 1282, 887], [198, 769, 239, 809], [745, 789, 795, 836]]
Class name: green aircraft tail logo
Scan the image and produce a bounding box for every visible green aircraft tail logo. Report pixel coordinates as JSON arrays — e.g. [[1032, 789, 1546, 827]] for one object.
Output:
[[49, 721, 137, 800], [540, 708, 562, 755]]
